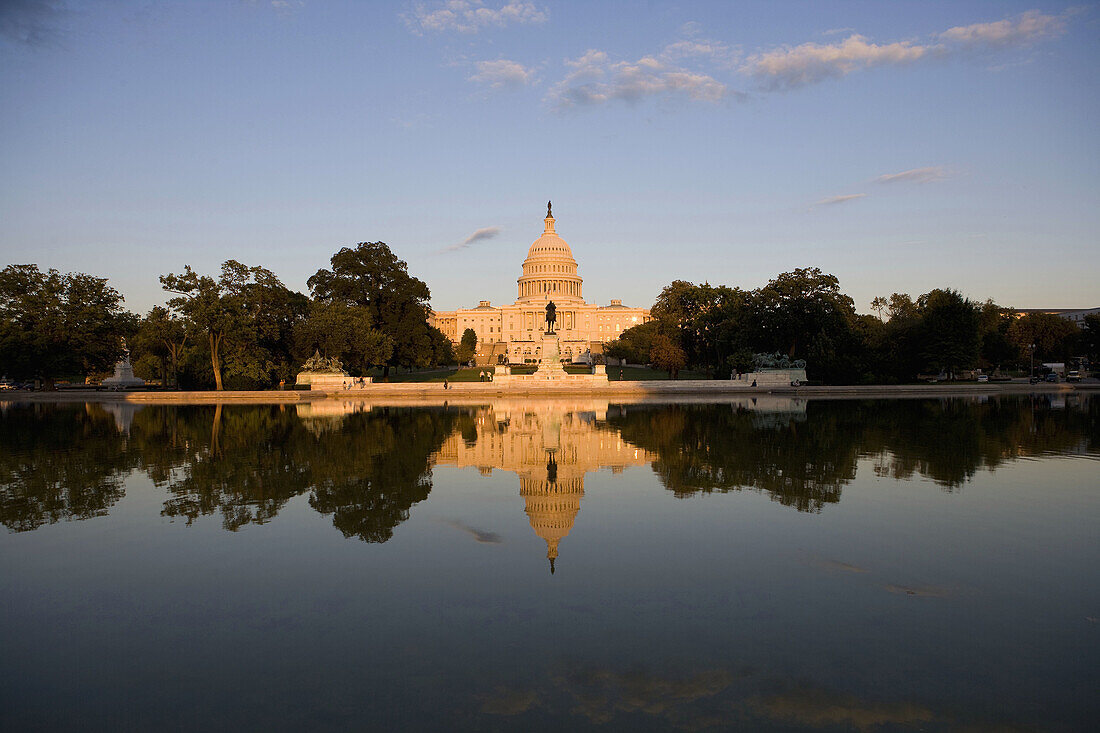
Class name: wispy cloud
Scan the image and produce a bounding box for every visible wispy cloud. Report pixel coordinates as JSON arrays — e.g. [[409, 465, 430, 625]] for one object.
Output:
[[938, 9, 1070, 47], [743, 35, 929, 91], [468, 59, 536, 88], [0, 0, 64, 46], [547, 50, 731, 109], [661, 38, 739, 68], [814, 193, 866, 207], [439, 226, 502, 253], [743, 9, 1073, 91], [875, 166, 948, 184], [404, 0, 547, 35]]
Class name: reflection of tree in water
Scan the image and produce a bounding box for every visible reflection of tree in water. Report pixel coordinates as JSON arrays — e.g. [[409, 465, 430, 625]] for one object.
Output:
[[861, 396, 1099, 488], [157, 405, 311, 529], [156, 405, 467, 540], [307, 408, 469, 542], [608, 404, 857, 511], [607, 396, 1098, 505], [3, 396, 1094, 532], [0, 403, 136, 531]]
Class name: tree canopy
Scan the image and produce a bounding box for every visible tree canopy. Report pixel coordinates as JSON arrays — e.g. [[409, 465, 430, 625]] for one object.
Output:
[[0, 264, 131, 383], [308, 242, 440, 374]]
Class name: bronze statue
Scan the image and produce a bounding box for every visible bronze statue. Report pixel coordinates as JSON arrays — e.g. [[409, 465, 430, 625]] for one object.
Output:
[[546, 200, 552, 218], [545, 300, 557, 334]]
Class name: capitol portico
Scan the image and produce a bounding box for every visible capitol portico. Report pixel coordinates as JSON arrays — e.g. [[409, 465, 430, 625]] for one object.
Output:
[[430, 204, 651, 364]]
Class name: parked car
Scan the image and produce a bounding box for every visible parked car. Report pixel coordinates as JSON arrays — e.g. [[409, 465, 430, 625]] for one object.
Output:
[[1045, 373, 1058, 383], [977, 374, 989, 383], [1067, 370, 1081, 382]]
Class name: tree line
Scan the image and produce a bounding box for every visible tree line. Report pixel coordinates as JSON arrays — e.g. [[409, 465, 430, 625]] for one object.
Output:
[[604, 268, 1098, 382], [0, 241, 455, 389], [2, 252, 1096, 387]]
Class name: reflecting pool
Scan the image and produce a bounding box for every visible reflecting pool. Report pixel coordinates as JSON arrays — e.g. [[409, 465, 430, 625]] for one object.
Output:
[[1, 396, 1097, 731]]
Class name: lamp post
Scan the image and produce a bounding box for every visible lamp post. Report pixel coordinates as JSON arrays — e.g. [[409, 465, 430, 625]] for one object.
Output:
[[1029, 343, 1036, 380]]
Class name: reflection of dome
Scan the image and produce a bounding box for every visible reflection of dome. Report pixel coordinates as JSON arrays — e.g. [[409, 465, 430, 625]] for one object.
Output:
[[517, 202, 584, 304], [521, 475, 584, 574]]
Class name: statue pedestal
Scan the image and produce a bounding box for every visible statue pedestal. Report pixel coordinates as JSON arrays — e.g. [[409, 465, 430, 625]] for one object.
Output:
[[534, 334, 567, 379], [101, 358, 145, 390]]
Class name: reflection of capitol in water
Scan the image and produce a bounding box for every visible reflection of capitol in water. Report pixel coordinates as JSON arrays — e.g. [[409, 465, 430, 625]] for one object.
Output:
[[294, 397, 812, 569], [433, 400, 653, 573]]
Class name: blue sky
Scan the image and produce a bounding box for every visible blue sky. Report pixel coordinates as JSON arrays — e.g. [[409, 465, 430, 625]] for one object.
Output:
[[1, 1, 1097, 314]]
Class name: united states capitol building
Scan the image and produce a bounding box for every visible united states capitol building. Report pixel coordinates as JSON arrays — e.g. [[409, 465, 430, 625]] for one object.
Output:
[[429, 204, 651, 364]]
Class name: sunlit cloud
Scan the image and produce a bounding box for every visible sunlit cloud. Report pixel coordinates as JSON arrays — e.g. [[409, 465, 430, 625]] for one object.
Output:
[[743, 35, 929, 91], [438, 226, 502, 253], [468, 59, 537, 88], [814, 193, 866, 207], [662, 38, 739, 68], [938, 9, 1070, 47], [547, 49, 731, 109], [404, 0, 547, 35], [875, 166, 948, 184], [743, 9, 1073, 91]]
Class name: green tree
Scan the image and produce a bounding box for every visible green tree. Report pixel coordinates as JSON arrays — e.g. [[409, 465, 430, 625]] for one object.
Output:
[[1007, 312, 1079, 364], [0, 264, 130, 385], [427, 325, 456, 366], [132, 306, 188, 388], [308, 242, 437, 375], [751, 268, 859, 382], [293, 301, 393, 375], [1081, 315, 1100, 365], [456, 328, 478, 365], [614, 320, 659, 365], [161, 261, 306, 390], [870, 296, 888, 322], [650, 333, 687, 378], [917, 289, 980, 378]]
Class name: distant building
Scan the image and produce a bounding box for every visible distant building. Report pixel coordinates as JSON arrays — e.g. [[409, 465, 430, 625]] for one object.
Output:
[[429, 204, 651, 364], [1013, 307, 1100, 327]]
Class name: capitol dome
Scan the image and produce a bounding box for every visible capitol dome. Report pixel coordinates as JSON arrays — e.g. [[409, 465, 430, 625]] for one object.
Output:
[[517, 202, 584, 304]]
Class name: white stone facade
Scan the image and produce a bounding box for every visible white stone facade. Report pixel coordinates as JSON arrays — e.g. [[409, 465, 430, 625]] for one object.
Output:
[[430, 205, 651, 364]]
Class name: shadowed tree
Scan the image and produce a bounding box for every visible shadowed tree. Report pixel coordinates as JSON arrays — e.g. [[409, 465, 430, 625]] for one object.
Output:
[[308, 242, 437, 376], [649, 333, 686, 378], [161, 261, 307, 390], [0, 264, 131, 385], [293, 300, 393, 375], [456, 328, 478, 365]]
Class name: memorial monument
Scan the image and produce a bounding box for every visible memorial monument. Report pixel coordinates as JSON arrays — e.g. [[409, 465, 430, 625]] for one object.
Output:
[[101, 340, 146, 390]]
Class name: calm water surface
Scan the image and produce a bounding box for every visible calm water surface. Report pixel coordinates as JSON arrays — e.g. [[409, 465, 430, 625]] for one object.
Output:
[[1, 396, 1097, 732]]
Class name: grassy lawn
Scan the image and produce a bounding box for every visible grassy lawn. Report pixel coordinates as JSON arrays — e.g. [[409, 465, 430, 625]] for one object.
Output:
[[607, 365, 709, 381]]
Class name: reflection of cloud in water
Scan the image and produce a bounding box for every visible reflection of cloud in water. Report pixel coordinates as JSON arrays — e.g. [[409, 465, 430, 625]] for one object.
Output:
[[480, 667, 737, 729], [479, 687, 539, 715], [883, 583, 952, 598], [443, 519, 502, 544], [555, 667, 735, 725], [750, 686, 936, 730], [801, 553, 869, 574], [475, 667, 1033, 730]]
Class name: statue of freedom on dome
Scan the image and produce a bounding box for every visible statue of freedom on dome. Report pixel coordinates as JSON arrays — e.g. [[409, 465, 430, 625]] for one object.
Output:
[[545, 300, 557, 334]]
